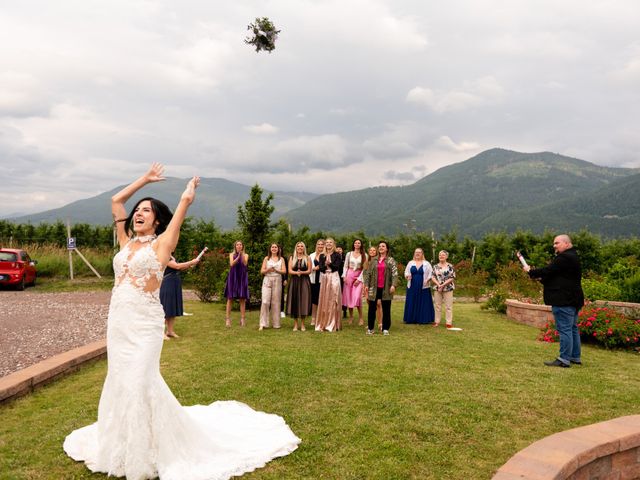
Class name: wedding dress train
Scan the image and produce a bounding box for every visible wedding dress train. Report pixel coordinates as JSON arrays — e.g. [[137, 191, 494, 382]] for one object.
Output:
[[64, 237, 300, 480]]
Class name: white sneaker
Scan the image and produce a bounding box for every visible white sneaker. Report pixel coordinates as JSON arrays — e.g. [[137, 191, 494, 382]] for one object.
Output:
[[280, 311, 286, 318], [366, 329, 374, 335], [383, 330, 390, 336]]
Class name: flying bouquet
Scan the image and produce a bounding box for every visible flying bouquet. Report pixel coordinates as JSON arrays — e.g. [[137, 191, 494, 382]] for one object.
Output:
[[245, 17, 280, 53]]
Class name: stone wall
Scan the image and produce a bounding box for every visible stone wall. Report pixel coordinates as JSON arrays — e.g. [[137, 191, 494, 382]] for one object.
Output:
[[493, 415, 640, 479], [505, 299, 553, 328], [505, 299, 640, 329]]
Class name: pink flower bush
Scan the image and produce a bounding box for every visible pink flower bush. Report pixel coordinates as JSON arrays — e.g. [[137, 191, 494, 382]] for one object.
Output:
[[538, 302, 640, 349]]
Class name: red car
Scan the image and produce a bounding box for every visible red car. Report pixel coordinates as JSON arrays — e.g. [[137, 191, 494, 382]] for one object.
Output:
[[0, 248, 37, 290]]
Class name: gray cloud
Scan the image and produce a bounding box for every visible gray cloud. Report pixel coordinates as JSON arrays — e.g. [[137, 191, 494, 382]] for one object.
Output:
[[384, 170, 416, 181], [0, 1, 639, 214]]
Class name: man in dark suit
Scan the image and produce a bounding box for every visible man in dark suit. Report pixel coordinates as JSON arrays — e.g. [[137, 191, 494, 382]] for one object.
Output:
[[524, 234, 584, 368]]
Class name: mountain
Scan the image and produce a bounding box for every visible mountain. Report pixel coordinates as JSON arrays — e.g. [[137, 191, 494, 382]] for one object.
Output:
[[282, 148, 640, 237], [9, 177, 318, 230]]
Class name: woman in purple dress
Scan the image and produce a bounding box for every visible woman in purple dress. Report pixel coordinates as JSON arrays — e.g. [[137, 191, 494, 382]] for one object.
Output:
[[224, 240, 249, 327]]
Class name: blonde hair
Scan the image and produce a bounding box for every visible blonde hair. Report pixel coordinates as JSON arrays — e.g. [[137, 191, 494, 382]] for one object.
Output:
[[324, 237, 336, 255], [291, 241, 308, 264]]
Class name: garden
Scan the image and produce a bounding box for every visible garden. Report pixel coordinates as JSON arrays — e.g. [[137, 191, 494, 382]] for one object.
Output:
[[1, 301, 640, 479]]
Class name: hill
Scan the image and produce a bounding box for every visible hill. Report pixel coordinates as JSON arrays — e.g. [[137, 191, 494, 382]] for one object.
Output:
[[282, 148, 639, 237], [9, 178, 317, 230]]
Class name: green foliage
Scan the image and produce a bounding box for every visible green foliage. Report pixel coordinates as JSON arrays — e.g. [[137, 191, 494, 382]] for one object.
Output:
[[622, 271, 640, 303], [481, 288, 508, 313], [582, 277, 623, 302], [190, 248, 229, 302], [454, 260, 488, 301], [237, 184, 275, 301], [481, 262, 542, 312]]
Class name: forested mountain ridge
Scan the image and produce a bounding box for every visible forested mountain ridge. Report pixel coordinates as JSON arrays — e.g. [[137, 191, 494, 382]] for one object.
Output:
[[283, 148, 639, 237], [8, 148, 638, 237], [8, 177, 317, 230]]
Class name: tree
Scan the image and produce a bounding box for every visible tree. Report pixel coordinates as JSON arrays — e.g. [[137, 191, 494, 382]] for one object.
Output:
[[237, 184, 275, 303]]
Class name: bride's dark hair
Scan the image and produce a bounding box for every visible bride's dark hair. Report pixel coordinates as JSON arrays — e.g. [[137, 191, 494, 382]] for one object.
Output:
[[123, 197, 173, 236]]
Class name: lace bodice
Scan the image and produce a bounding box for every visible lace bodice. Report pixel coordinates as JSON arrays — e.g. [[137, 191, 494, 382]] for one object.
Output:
[[113, 236, 165, 295]]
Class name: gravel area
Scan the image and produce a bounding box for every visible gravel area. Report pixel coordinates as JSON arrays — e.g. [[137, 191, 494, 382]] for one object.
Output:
[[0, 289, 198, 378]]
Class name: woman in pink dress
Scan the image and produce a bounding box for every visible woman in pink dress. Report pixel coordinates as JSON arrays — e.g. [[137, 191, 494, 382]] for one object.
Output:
[[342, 239, 368, 326]]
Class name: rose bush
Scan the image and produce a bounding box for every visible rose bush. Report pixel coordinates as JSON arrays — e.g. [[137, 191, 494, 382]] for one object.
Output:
[[538, 303, 640, 350]]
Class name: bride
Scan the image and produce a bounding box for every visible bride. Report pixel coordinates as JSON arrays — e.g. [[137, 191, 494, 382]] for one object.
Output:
[[64, 163, 300, 480]]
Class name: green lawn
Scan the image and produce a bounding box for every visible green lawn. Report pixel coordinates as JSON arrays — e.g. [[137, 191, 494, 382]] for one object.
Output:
[[1, 301, 639, 479]]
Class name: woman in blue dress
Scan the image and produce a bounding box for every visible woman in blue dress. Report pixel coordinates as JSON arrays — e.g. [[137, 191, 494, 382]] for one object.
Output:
[[403, 248, 435, 324]]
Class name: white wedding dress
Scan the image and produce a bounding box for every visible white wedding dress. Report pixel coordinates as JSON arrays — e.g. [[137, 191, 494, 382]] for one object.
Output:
[[64, 237, 300, 480]]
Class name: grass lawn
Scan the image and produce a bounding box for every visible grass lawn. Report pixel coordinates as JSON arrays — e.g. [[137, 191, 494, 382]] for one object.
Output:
[[1, 301, 639, 479]]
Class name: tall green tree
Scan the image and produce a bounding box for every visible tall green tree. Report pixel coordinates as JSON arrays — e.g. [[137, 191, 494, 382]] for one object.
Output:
[[237, 184, 275, 302]]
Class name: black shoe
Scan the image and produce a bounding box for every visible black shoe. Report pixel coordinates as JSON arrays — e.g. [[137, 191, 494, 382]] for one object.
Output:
[[544, 359, 570, 368], [570, 360, 582, 365]]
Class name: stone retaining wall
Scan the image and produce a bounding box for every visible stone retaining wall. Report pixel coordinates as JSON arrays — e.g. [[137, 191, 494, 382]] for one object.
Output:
[[506, 300, 553, 328], [493, 415, 640, 479], [506, 299, 640, 329], [0, 340, 106, 403]]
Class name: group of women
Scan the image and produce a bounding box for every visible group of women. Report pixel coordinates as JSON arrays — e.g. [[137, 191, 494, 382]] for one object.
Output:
[[223, 239, 457, 333]]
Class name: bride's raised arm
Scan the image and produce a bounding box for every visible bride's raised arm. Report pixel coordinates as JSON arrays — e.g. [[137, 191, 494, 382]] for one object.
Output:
[[156, 176, 200, 265], [112, 163, 165, 248]]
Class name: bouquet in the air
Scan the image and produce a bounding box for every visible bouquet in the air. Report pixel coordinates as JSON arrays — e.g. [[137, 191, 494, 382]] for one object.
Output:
[[245, 17, 280, 53]]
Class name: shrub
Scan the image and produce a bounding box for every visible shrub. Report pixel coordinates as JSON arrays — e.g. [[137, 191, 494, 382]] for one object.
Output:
[[481, 288, 508, 314], [538, 321, 559, 343], [190, 248, 229, 303], [481, 261, 542, 312], [578, 303, 640, 349], [538, 303, 640, 350], [622, 271, 640, 303], [455, 260, 489, 302], [582, 277, 623, 302]]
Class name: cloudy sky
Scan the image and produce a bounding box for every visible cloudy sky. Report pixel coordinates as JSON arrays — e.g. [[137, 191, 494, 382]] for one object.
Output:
[[1, 1, 639, 215]]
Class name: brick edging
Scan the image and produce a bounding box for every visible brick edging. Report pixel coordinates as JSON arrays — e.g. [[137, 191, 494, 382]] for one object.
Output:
[[492, 415, 640, 479], [0, 339, 106, 404]]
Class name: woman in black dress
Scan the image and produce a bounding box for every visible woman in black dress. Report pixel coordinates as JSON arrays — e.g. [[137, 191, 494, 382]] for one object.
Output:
[[286, 241, 312, 331], [160, 254, 200, 338]]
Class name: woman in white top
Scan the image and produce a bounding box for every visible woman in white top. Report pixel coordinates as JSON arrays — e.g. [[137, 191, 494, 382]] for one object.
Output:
[[308, 238, 325, 326], [342, 238, 367, 325], [402, 248, 435, 324], [259, 243, 286, 330]]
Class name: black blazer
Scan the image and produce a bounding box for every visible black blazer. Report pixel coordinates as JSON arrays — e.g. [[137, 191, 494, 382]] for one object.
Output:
[[318, 252, 343, 275], [528, 247, 584, 309]]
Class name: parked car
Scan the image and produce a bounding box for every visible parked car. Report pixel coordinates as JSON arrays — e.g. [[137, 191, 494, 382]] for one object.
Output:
[[0, 248, 37, 290]]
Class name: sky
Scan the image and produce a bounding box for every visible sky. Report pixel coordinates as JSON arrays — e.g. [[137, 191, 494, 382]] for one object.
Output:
[[1, 1, 639, 216]]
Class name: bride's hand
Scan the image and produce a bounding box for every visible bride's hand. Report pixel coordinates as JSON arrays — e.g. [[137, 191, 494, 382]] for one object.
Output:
[[181, 176, 200, 204], [145, 162, 166, 183]]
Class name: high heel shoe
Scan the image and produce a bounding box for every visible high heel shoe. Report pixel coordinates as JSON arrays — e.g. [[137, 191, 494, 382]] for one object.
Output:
[[240, 317, 246, 327], [225, 318, 231, 328]]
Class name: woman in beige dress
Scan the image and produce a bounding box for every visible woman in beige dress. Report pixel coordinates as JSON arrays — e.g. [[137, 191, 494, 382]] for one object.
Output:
[[315, 238, 344, 332], [259, 243, 286, 330]]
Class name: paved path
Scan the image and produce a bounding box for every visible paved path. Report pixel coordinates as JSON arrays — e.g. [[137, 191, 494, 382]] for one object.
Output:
[[0, 289, 198, 377], [0, 290, 111, 377]]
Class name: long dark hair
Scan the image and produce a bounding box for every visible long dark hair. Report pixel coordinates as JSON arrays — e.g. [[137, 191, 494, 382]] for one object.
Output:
[[123, 197, 173, 236]]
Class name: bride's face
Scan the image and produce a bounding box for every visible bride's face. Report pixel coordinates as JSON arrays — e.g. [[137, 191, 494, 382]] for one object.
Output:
[[133, 200, 157, 235]]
